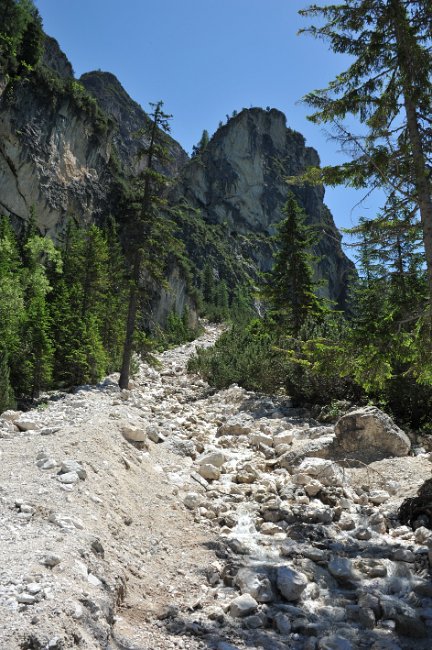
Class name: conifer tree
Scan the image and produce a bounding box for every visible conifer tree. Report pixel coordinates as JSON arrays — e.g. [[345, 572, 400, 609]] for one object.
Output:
[[202, 262, 215, 305], [192, 129, 210, 156], [119, 101, 177, 389], [299, 0, 432, 303], [261, 194, 323, 336], [0, 346, 15, 412], [20, 235, 61, 398], [0, 217, 25, 395]]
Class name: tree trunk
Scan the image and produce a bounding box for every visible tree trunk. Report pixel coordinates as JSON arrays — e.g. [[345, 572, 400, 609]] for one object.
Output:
[[392, 0, 432, 309]]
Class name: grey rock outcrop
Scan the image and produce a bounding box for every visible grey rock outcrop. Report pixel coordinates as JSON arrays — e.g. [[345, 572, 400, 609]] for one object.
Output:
[[176, 108, 355, 307], [334, 406, 411, 461]]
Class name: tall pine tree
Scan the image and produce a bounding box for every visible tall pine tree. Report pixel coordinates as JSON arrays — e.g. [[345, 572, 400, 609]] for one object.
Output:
[[261, 194, 323, 336], [299, 0, 432, 303], [119, 101, 178, 388]]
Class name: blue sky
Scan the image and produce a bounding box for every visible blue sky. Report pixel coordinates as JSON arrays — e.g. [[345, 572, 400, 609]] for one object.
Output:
[[34, 0, 384, 251]]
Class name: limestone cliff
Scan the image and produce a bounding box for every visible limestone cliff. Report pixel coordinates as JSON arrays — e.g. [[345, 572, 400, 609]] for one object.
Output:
[[0, 34, 352, 314], [177, 108, 354, 307]]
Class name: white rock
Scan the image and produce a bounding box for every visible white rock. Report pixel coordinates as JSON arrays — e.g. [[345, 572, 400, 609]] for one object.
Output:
[[304, 480, 323, 497], [415, 526, 432, 545], [249, 432, 274, 447], [198, 464, 221, 481], [273, 430, 293, 446], [57, 471, 79, 484], [229, 593, 258, 618], [60, 460, 86, 479], [16, 593, 36, 604], [234, 568, 274, 603], [298, 457, 345, 487], [120, 426, 148, 443], [0, 409, 21, 422], [15, 419, 41, 432], [199, 451, 226, 468], [335, 406, 411, 459], [41, 554, 61, 568], [369, 489, 390, 504]]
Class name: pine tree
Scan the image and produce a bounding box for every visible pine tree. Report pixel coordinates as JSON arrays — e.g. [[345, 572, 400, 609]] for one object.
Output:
[[0, 217, 25, 395], [119, 101, 178, 389], [101, 217, 128, 371], [191, 129, 210, 157], [51, 223, 109, 386], [0, 346, 15, 412], [261, 194, 323, 336], [299, 0, 432, 303], [202, 262, 215, 305], [20, 234, 61, 398]]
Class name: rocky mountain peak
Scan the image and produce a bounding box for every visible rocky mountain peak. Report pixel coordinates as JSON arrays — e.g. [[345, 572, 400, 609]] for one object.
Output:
[[178, 107, 354, 306]]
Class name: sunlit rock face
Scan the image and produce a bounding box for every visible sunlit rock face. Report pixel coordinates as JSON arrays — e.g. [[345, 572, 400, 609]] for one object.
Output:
[[177, 108, 354, 307]]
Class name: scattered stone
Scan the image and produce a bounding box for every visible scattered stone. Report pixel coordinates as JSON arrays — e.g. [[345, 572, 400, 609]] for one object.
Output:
[[120, 425, 148, 443], [16, 593, 36, 604], [59, 459, 86, 479], [57, 471, 80, 484], [15, 419, 41, 432], [328, 557, 357, 583], [234, 568, 274, 603], [183, 492, 205, 510], [276, 566, 308, 601], [217, 416, 254, 436], [41, 554, 61, 568], [229, 593, 258, 618], [274, 611, 292, 635], [297, 457, 345, 487], [198, 463, 220, 481], [199, 450, 226, 468], [369, 489, 390, 505]]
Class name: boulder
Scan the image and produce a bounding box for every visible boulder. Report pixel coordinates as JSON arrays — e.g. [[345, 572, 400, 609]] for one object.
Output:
[[276, 566, 308, 601], [15, 418, 41, 431], [217, 415, 254, 436], [120, 425, 147, 443], [199, 451, 226, 468], [334, 406, 410, 460], [229, 593, 258, 618], [234, 568, 275, 603], [277, 436, 335, 470], [297, 457, 345, 487], [198, 463, 221, 481]]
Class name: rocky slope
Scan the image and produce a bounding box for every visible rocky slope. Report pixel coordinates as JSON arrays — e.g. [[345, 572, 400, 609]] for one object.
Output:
[[1, 328, 432, 650]]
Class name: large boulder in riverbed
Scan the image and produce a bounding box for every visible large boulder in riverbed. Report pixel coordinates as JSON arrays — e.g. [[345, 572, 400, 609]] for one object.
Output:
[[334, 407, 410, 461]]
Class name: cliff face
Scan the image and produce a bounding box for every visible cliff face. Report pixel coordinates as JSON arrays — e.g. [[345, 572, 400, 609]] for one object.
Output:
[[80, 71, 188, 178], [0, 41, 187, 237], [0, 68, 112, 234], [177, 108, 354, 306], [0, 35, 352, 314]]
